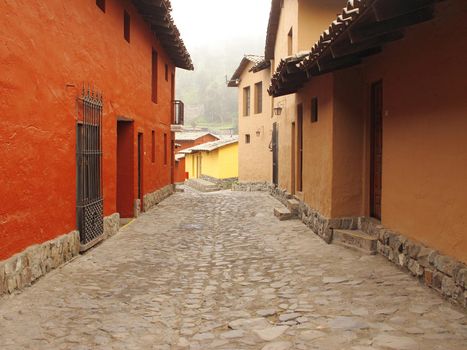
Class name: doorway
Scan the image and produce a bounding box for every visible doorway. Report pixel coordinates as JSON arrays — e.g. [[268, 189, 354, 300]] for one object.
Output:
[[272, 122, 279, 185], [297, 104, 303, 192], [291, 121, 296, 194], [137, 133, 144, 205], [370, 81, 383, 220], [117, 120, 134, 218]]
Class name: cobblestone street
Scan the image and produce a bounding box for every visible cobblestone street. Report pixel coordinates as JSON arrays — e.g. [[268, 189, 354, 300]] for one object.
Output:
[[0, 190, 466, 350]]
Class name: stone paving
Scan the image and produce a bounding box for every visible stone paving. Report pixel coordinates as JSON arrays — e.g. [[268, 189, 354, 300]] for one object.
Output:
[[0, 189, 466, 350]]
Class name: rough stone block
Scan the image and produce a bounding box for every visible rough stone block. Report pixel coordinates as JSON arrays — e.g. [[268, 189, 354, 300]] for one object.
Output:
[[274, 207, 293, 221], [398, 253, 408, 268], [441, 276, 457, 297], [408, 259, 424, 277], [455, 268, 467, 289], [432, 272, 444, 291], [417, 247, 435, 267], [424, 268, 434, 287], [434, 255, 457, 277], [286, 199, 300, 214]]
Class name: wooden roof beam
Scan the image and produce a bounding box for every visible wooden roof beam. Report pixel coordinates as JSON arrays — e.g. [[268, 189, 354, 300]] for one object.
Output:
[[349, 6, 434, 43]]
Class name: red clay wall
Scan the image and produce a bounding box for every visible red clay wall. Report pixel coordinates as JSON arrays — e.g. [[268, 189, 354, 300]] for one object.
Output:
[[177, 134, 219, 151], [362, 1, 467, 263], [174, 158, 187, 183], [0, 0, 176, 260]]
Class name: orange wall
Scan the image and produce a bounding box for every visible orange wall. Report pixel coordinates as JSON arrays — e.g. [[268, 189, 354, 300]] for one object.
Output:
[[0, 0, 177, 260], [174, 158, 187, 183], [361, 0, 467, 263], [331, 68, 366, 218], [296, 74, 334, 217]]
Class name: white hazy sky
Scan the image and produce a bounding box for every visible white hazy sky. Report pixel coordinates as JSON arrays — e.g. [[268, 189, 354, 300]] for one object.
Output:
[[171, 0, 271, 50]]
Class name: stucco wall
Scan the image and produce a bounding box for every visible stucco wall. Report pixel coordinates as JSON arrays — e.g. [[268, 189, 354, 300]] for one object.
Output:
[[331, 68, 366, 218], [0, 0, 176, 260], [218, 143, 239, 179], [295, 75, 334, 217], [361, 0, 467, 263], [237, 62, 272, 182]]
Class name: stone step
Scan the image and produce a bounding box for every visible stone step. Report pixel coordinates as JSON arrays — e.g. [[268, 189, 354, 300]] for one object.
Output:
[[332, 229, 378, 255], [274, 207, 293, 221], [287, 199, 300, 214], [185, 179, 219, 192]]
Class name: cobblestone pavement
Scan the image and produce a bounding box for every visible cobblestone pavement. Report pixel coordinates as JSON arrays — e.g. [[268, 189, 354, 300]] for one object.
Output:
[[1, 189, 467, 350]]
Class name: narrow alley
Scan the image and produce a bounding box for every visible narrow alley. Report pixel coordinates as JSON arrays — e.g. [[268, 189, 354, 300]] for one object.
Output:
[[1, 189, 466, 350]]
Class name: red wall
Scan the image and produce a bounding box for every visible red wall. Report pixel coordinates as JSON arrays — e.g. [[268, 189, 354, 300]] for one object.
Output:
[[177, 134, 220, 151], [0, 0, 177, 260], [174, 158, 187, 183]]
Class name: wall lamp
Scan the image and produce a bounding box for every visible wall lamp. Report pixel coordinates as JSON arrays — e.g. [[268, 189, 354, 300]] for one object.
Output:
[[273, 100, 285, 116]]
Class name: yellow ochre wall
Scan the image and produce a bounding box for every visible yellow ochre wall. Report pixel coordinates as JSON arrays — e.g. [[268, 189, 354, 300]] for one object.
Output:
[[237, 61, 273, 182], [185, 142, 238, 180], [272, 0, 347, 194]]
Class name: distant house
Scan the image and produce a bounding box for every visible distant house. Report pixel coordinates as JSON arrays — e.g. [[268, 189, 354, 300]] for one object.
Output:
[[174, 131, 221, 182], [228, 55, 272, 183], [180, 137, 239, 181], [175, 131, 220, 150]]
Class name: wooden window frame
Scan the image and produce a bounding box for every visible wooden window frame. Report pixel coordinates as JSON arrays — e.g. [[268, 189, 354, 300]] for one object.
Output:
[[163, 133, 168, 165], [245, 134, 251, 144], [151, 130, 156, 163]]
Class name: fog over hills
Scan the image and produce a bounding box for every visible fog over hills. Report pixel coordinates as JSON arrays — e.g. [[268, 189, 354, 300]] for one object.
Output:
[[176, 36, 265, 133]]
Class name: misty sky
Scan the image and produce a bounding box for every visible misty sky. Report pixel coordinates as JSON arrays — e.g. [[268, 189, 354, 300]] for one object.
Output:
[[171, 0, 271, 51]]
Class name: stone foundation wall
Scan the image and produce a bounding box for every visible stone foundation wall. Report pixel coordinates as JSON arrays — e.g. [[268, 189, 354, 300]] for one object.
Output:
[[104, 213, 120, 238], [269, 185, 467, 308], [200, 175, 238, 190], [0, 230, 80, 296], [232, 181, 272, 192], [143, 184, 174, 212], [270, 186, 358, 243]]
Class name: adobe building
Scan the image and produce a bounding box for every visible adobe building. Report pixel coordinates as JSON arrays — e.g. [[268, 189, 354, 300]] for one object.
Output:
[[173, 131, 220, 182], [265, 0, 345, 191], [228, 56, 272, 184], [0, 0, 192, 295], [268, 0, 467, 306]]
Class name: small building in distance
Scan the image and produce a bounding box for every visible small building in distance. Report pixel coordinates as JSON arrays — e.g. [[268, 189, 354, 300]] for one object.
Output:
[[180, 137, 239, 184], [174, 131, 221, 182]]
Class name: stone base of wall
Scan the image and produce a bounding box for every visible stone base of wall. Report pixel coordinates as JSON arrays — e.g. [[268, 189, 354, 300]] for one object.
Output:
[[104, 213, 120, 238], [270, 186, 358, 244], [143, 184, 174, 212], [269, 185, 467, 308], [200, 175, 238, 190], [0, 231, 80, 296], [232, 181, 271, 192]]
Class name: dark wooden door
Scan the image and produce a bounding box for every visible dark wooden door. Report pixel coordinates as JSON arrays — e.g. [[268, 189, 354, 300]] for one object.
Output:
[[370, 81, 383, 220], [137, 133, 143, 201], [297, 104, 303, 192], [272, 122, 279, 185]]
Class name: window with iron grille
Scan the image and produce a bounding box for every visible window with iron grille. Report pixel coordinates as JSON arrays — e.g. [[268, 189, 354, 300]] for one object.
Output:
[[243, 86, 250, 116], [124, 11, 130, 43], [96, 0, 105, 12], [76, 87, 104, 247]]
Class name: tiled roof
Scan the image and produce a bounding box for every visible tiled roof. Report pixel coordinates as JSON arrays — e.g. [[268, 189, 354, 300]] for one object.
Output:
[[132, 0, 193, 70], [227, 55, 270, 87], [268, 0, 441, 96], [175, 131, 220, 142], [179, 136, 239, 154]]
